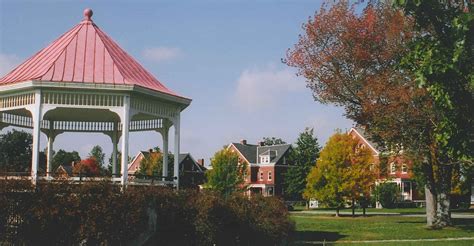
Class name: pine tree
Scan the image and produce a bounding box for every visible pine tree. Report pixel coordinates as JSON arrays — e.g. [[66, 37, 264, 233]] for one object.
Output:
[[284, 128, 320, 201]]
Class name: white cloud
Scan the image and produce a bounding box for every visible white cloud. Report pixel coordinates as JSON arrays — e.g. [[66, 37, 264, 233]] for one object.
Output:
[[0, 53, 21, 77], [142, 46, 183, 62], [234, 65, 305, 112]]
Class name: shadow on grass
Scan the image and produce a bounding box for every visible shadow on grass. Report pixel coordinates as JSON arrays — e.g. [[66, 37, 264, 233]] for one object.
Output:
[[452, 218, 474, 232], [291, 230, 346, 244]]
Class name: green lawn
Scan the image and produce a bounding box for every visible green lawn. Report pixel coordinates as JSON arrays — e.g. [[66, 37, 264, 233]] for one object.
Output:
[[290, 213, 474, 245]]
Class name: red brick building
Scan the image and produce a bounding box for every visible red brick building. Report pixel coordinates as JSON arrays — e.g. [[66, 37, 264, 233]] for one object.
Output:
[[128, 151, 207, 189], [227, 140, 292, 197], [348, 127, 423, 202]]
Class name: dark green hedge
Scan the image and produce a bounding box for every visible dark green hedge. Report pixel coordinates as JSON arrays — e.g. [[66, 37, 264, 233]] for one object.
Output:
[[0, 180, 293, 245]]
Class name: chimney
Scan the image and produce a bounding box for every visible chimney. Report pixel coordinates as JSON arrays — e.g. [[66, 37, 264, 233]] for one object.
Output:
[[240, 139, 247, 145], [197, 159, 205, 167], [149, 148, 153, 153], [259, 141, 265, 146]]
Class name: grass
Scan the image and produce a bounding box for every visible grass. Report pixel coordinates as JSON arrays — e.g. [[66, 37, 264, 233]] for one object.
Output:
[[290, 213, 474, 245], [293, 206, 474, 215]]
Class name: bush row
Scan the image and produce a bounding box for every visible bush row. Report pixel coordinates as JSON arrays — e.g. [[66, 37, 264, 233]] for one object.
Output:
[[0, 180, 293, 245]]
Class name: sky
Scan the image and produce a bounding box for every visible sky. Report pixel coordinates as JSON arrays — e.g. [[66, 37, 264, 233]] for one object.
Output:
[[0, 0, 354, 166]]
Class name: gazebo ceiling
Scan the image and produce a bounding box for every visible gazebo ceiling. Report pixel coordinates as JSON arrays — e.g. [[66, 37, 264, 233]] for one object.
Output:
[[0, 9, 184, 99]]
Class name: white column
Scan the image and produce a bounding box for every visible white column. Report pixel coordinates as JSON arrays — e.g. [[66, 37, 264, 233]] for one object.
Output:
[[46, 125, 54, 178], [112, 122, 118, 177], [162, 127, 169, 181], [120, 96, 130, 186], [173, 114, 180, 189], [31, 90, 42, 184]]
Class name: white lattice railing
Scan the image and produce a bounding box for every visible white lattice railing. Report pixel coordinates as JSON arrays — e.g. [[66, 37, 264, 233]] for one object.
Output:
[[0, 93, 35, 109], [42, 92, 124, 107], [131, 97, 178, 119], [0, 113, 164, 132]]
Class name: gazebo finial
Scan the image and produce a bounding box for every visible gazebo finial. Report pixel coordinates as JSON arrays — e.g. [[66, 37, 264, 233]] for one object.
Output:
[[83, 8, 93, 21]]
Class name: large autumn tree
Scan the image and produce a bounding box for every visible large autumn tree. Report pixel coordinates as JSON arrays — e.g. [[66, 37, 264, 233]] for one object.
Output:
[[137, 148, 174, 179], [285, 0, 464, 227], [304, 132, 375, 217], [395, 0, 474, 227]]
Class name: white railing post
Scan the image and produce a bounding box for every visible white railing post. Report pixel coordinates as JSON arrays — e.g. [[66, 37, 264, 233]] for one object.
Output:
[[162, 126, 169, 182], [46, 122, 54, 179], [120, 95, 130, 186], [173, 114, 180, 189], [31, 90, 42, 184]]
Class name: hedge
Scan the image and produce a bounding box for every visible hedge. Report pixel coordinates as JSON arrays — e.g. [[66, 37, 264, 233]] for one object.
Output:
[[0, 180, 294, 245]]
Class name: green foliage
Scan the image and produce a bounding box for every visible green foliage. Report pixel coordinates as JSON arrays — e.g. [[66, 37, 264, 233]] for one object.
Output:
[[88, 145, 105, 167], [0, 130, 33, 172], [136, 149, 174, 178], [262, 137, 286, 146], [52, 149, 81, 171], [284, 128, 320, 200], [304, 132, 375, 209], [396, 0, 474, 163], [205, 148, 248, 197], [375, 182, 400, 209], [0, 181, 293, 245]]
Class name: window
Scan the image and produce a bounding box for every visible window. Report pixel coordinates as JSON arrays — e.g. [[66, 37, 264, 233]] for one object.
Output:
[[260, 155, 270, 164], [401, 163, 408, 174], [260, 171, 264, 181], [390, 162, 397, 174], [268, 171, 272, 181]]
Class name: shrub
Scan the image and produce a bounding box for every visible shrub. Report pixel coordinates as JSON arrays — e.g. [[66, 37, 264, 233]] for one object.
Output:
[[0, 180, 293, 245], [374, 182, 400, 208]]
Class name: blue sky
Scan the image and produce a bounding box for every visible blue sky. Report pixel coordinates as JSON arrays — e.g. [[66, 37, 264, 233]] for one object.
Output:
[[0, 0, 353, 165]]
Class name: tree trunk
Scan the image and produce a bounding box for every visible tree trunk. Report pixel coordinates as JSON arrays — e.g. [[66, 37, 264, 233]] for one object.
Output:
[[433, 164, 453, 228], [363, 206, 366, 217], [351, 198, 355, 217], [425, 185, 437, 227], [336, 208, 340, 217]]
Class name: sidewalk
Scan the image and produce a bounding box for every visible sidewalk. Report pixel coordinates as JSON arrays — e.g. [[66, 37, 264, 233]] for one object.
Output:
[[292, 210, 474, 218]]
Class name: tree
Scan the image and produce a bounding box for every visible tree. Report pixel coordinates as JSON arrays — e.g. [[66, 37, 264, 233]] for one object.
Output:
[[284, 1, 461, 227], [395, 0, 474, 227], [262, 137, 286, 146], [205, 148, 248, 197], [52, 149, 81, 171], [304, 132, 375, 217], [0, 130, 32, 172], [283, 128, 320, 201], [73, 157, 100, 177], [89, 145, 105, 168], [374, 182, 400, 209], [136, 148, 174, 178]]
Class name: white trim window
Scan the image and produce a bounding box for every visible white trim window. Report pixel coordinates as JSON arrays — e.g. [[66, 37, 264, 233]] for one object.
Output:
[[401, 163, 408, 174], [390, 162, 397, 174], [268, 171, 272, 181], [260, 171, 264, 181], [260, 155, 270, 164]]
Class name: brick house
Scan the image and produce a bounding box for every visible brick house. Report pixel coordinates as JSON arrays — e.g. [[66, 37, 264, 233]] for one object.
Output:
[[128, 150, 207, 189], [348, 127, 424, 202], [227, 140, 292, 197]]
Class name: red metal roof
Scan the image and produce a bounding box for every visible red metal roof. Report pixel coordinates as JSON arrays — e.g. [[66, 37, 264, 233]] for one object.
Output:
[[0, 9, 182, 98]]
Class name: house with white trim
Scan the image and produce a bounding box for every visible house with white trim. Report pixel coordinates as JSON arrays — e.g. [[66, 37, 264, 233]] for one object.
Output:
[[228, 140, 292, 197], [348, 127, 424, 203]]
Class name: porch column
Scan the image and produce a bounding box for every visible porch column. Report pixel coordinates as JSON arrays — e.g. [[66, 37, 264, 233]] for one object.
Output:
[[120, 96, 130, 186], [31, 90, 42, 184], [46, 122, 54, 178], [173, 114, 180, 189], [112, 121, 118, 177], [162, 127, 169, 181]]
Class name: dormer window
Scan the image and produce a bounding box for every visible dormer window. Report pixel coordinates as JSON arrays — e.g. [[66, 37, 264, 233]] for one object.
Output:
[[260, 155, 270, 164], [401, 164, 408, 174], [390, 162, 397, 174]]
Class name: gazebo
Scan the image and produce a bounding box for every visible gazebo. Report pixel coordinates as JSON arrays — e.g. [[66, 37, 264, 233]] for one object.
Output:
[[0, 9, 191, 187]]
